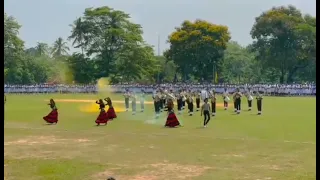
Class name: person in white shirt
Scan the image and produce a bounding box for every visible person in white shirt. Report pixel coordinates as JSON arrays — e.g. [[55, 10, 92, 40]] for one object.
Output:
[[201, 98, 211, 128], [222, 88, 230, 110]]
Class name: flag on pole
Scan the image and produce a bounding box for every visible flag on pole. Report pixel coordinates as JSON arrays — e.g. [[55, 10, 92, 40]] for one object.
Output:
[[215, 71, 218, 83]]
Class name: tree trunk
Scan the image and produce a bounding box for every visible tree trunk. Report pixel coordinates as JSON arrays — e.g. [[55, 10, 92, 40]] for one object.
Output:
[[280, 68, 285, 84]]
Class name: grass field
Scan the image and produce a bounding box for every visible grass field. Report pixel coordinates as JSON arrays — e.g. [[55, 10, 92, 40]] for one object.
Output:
[[4, 94, 316, 180]]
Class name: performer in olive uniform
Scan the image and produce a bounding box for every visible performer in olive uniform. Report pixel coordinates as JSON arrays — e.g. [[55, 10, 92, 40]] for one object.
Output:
[[222, 88, 229, 110], [182, 90, 186, 109], [164, 89, 175, 110], [256, 91, 263, 115], [177, 90, 183, 114], [187, 92, 194, 116], [211, 90, 217, 116], [246, 88, 253, 111], [195, 91, 201, 111], [140, 89, 146, 112], [160, 91, 166, 112], [233, 93, 237, 112], [153, 90, 161, 118], [233, 88, 242, 114], [123, 89, 130, 112], [130, 92, 137, 115]]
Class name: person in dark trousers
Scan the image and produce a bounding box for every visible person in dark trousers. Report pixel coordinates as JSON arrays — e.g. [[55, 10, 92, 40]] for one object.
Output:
[[246, 88, 253, 111], [222, 88, 229, 110], [123, 89, 130, 112], [187, 93, 194, 116], [256, 91, 263, 115], [201, 98, 211, 128], [195, 91, 201, 111], [233, 88, 242, 114], [210, 90, 217, 116], [176, 90, 183, 114], [233, 93, 237, 112], [153, 90, 161, 118]]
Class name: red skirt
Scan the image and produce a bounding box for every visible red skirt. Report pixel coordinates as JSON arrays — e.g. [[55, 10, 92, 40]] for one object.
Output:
[[165, 112, 180, 127], [43, 109, 58, 123], [107, 107, 117, 120], [95, 111, 109, 124]]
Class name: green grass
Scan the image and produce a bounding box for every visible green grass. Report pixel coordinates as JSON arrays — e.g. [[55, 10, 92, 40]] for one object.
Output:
[[4, 94, 316, 180]]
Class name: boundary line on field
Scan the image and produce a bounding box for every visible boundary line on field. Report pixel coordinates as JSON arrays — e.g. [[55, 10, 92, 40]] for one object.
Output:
[[4, 126, 316, 145]]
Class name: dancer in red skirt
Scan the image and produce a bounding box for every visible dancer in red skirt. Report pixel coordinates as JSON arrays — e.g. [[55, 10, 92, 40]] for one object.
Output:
[[43, 99, 58, 124], [104, 97, 117, 120], [95, 99, 109, 126], [164, 99, 181, 128]]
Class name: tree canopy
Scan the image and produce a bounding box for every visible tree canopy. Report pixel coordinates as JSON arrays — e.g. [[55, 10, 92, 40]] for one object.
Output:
[[166, 20, 231, 82], [250, 5, 316, 83]]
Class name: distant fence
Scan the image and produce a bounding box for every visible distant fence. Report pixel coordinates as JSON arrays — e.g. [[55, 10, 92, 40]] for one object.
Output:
[[4, 84, 316, 96]]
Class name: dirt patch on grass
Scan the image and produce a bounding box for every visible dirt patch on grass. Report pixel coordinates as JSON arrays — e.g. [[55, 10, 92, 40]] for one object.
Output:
[[255, 165, 281, 171], [4, 136, 95, 146], [94, 162, 211, 180], [5, 136, 97, 160], [211, 154, 245, 158]]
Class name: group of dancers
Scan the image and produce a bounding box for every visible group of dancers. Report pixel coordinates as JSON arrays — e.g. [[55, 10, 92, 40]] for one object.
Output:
[[42, 97, 117, 126]]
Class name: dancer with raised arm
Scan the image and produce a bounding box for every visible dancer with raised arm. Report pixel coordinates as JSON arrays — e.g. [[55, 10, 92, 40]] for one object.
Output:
[[104, 97, 117, 120], [95, 99, 109, 126], [164, 99, 181, 128], [43, 99, 58, 124]]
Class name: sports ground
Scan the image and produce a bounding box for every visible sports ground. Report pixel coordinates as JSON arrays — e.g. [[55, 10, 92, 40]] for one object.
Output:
[[4, 93, 316, 180]]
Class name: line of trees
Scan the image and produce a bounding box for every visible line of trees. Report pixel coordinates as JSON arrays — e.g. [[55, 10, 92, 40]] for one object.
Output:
[[4, 5, 316, 85]]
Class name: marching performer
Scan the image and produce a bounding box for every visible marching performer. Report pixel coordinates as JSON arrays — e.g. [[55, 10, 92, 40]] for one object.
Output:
[[195, 91, 201, 111], [222, 88, 230, 110], [210, 90, 217, 116], [104, 97, 117, 120], [201, 89, 209, 101], [164, 99, 181, 128], [164, 89, 176, 110], [153, 90, 161, 118], [43, 99, 58, 124], [233, 88, 243, 114], [233, 91, 237, 112], [140, 89, 145, 112], [256, 91, 263, 115], [130, 92, 137, 115], [246, 88, 253, 111], [95, 99, 109, 126], [176, 90, 183, 114], [123, 89, 130, 112], [181, 90, 186, 110], [186, 91, 194, 116], [161, 91, 167, 112]]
